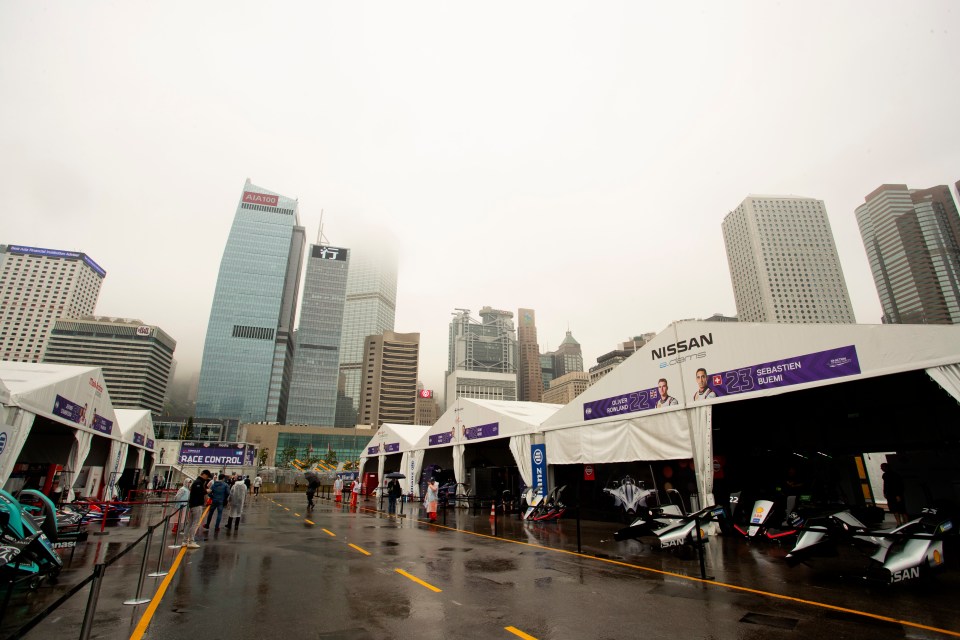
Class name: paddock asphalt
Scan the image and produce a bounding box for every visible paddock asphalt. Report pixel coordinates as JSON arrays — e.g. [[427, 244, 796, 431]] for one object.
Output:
[[1, 493, 958, 639]]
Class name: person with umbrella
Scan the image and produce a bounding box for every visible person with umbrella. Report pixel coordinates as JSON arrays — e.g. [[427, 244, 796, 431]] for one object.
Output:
[[386, 472, 404, 514], [304, 471, 321, 509]]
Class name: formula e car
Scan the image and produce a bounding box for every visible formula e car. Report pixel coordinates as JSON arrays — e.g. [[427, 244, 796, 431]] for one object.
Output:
[[614, 500, 725, 549], [786, 507, 954, 584], [604, 476, 659, 522]]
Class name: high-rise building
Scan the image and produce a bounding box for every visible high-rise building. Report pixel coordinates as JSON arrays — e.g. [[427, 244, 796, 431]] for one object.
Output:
[[287, 244, 350, 425], [445, 307, 518, 406], [415, 384, 439, 426], [358, 331, 420, 426], [856, 183, 960, 325], [335, 247, 398, 426], [516, 308, 543, 402], [543, 371, 590, 405], [42, 317, 176, 415], [722, 196, 855, 323], [195, 180, 306, 423], [540, 329, 584, 388], [0, 245, 106, 363]]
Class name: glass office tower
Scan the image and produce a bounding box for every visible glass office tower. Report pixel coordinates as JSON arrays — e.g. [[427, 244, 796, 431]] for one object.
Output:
[[335, 247, 398, 426], [287, 244, 350, 425], [196, 179, 306, 423]]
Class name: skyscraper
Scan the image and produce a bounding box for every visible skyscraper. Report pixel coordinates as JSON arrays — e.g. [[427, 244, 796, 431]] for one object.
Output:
[[42, 317, 176, 415], [856, 183, 960, 325], [287, 244, 350, 425], [335, 248, 398, 426], [445, 307, 518, 406], [516, 308, 543, 402], [722, 196, 855, 323], [539, 329, 584, 388], [196, 180, 306, 423], [0, 245, 106, 362], [358, 331, 420, 426]]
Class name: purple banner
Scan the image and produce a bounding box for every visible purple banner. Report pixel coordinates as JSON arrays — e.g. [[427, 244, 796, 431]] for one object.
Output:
[[367, 445, 380, 455], [133, 433, 145, 445], [428, 431, 454, 446], [708, 345, 860, 398], [179, 443, 247, 466], [583, 345, 861, 421], [146, 439, 155, 450], [52, 394, 84, 424], [384, 442, 400, 453], [91, 414, 113, 435], [583, 386, 660, 421], [245, 446, 255, 465], [464, 422, 499, 440]]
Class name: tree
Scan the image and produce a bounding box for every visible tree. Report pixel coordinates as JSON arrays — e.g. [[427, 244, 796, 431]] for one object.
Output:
[[323, 449, 338, 467], [277, 446, 297, 467], [257, 447, 269, 467]]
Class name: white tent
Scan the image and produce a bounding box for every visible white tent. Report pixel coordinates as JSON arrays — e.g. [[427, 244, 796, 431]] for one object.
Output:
[[411, 398, 563, 495], [0, 362, 153, 500], [541, 321, 960, 508], [358, 423, 431, 494]]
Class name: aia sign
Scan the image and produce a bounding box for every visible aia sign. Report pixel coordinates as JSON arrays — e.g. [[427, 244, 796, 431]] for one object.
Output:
[[242, 191, 279, 207]]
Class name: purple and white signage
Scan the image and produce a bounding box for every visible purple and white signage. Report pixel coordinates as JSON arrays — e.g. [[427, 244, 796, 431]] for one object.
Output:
[[133, 433, 145, 445], [384, 442, 400, 453], [367, 445, 381, 455], [146, 439, 155, 450], [52, 395, 84, 424], [464, 422, 499, 440], [708, 345, 861, 398], [179, 443, 247, 466], [582, 386, 661, 421], [428, 430, 454, 446], [584, 345, 861, 421], [90, 414, 113, 435]]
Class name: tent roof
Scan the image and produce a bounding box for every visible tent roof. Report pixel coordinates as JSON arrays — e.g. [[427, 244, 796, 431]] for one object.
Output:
[[413, 398, 563, 450], [115, 409, 156, 450], [362, 423, 432, 457], [543, 320, 960, 431], [0, 361, 123, 441]]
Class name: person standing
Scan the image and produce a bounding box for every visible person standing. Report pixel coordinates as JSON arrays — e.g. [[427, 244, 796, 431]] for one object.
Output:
[[387, 477, 402, 514], [183, 470, 211, 549], [882, 463, 907, 526], [204, 474, 230, 532], [225, 476, 247, 531], [306, 475, 320, 509], [424, 478, 439, 522], [334, 475, 344, 505], [349, 477, 360, 508], [253, 475, 262, 498]]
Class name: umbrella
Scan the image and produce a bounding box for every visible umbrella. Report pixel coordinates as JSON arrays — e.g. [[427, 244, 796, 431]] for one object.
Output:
[[385, 472, 405, 479], [303, 471, 321, 482]]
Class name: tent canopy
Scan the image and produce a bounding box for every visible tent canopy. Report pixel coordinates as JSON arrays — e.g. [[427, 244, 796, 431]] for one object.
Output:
[[115, 409, 156, 451], [362, 423, 432, 457], [414, 398, 562, 450], [0, 361, 122, 441]]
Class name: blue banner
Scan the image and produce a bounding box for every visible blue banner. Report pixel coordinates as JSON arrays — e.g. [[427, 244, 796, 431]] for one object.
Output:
[[531, 444, 547, 498]]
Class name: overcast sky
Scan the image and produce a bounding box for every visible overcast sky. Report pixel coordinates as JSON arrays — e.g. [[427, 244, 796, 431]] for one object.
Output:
[[2, 2, 958, 400]]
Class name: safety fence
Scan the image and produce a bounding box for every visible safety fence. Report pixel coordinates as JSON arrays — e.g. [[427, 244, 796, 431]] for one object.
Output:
[[1, 500, 187, 640]]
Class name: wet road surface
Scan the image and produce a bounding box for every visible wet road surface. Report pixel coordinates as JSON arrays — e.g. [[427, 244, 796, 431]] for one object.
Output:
[[2, 493, 958, 639]]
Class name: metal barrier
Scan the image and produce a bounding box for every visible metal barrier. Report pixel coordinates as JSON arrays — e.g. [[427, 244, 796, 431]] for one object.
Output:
[[2, 505, 184, 640]]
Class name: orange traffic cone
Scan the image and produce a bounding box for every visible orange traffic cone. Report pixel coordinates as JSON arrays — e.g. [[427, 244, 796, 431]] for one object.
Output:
[[490, 503, 496, 518]]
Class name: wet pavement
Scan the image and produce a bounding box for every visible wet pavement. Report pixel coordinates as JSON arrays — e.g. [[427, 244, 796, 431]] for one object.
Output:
[[1, 493, 958, 639]]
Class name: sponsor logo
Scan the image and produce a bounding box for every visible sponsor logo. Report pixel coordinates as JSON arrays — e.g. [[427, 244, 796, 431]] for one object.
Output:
[[89, 378, 103, 395], [136, 326, 151, 336], [661, 538, 685, 548], [650, 333, 714, 360], [419, 389, 433, 399], [0, 432, 6, 454], [890, 566, 920, 583], [242, 191, 279, 207], [533, 449, 544, 466]]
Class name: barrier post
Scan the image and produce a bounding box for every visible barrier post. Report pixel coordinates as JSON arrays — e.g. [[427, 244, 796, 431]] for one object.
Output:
[[169, 505, 185, 549], [576, 480, 582, 554], [92, 501, 109, 536], [123, 526, 154, 605], [79, 563, 107, 640], [695, 515, 712, 581], [150, 507, 172, 578], [493, 502, 498, 537]]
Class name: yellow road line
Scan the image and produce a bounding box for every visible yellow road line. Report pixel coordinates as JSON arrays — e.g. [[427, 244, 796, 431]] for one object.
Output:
[[284, 507, 290, 511], [322, 528, 336, 537], [395, 568, 442, 592], [505, 626, 538, 640], [416, 522, 960, 638], [349, 543, 371, 556], [294, 513, 301, 517], [305, 519, 315, 525], [129, 547, 187, 640]]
